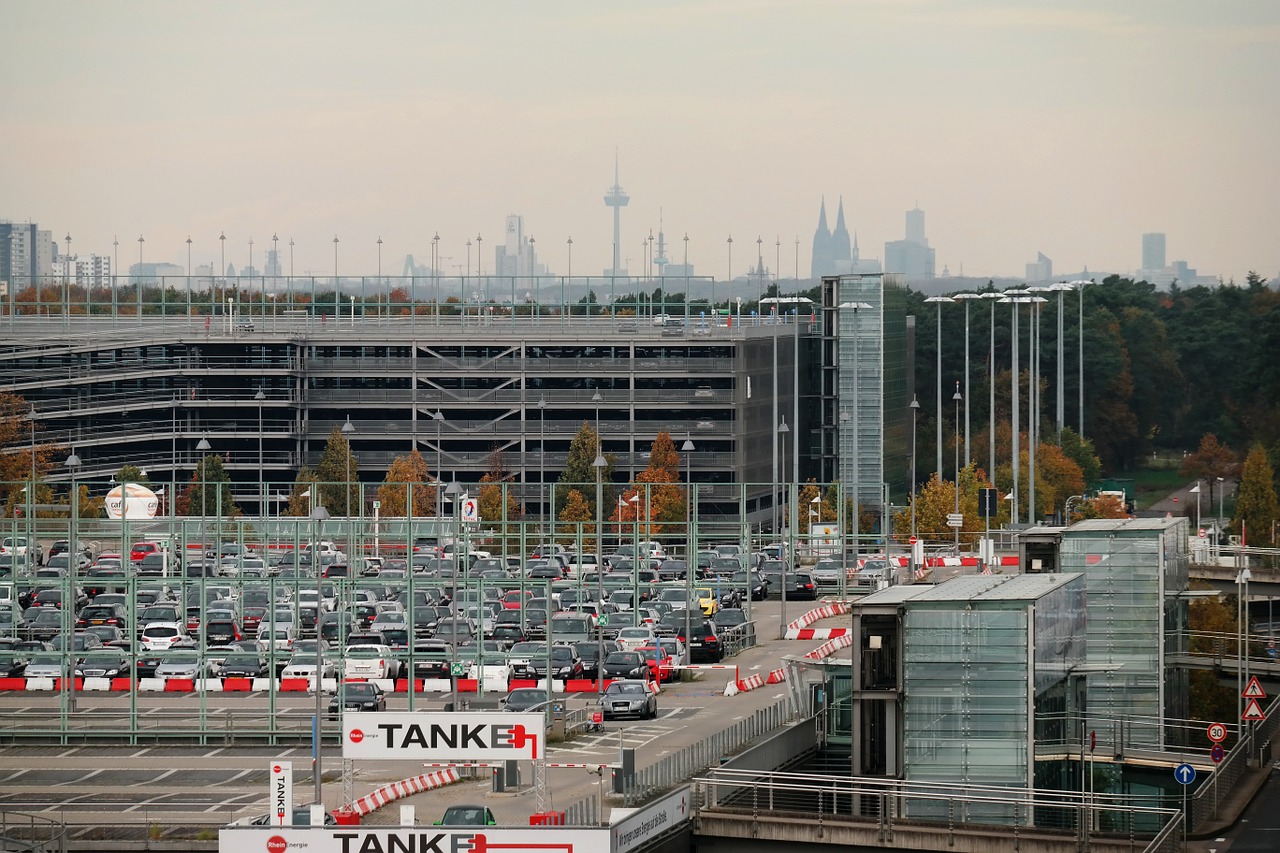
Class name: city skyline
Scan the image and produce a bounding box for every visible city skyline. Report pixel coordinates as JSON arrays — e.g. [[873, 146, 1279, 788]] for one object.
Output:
[[2, 1, 1276, 284]]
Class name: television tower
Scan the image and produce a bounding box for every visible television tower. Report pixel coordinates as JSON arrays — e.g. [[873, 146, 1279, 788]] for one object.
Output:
[[603, 152, 629, 275]]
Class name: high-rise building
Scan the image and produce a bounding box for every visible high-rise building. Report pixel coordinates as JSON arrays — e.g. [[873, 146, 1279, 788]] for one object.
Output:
[[884, 207, 936, 279], [1025, 252, 1053, 282], [494, 214, 545, 279], [0, 221, 43, 290], [1142, 233, 1166, 272]]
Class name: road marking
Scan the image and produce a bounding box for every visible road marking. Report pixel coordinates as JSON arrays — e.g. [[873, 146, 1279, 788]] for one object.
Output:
[[130, 768, 177, 787], [128, 748, 151, 758]]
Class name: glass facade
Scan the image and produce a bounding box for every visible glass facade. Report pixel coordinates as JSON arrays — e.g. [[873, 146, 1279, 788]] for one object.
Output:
[[901, 574, 1085, 821], [1059, 518, 1190, 748]]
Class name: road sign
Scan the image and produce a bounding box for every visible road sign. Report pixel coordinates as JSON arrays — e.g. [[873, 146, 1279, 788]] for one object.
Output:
[[1198, 527, 1206, 538], [946, 513, 964, 528], [1207, 722, 1228, 743], [372, 500, 380, 510], [1211, 744, 1225, 764], [450, 662, 468, 678], [1174, 763, 1196, 785], [1243, 676, 1266, 699], [908, 536, 918, 545], [1242, 698, 1266, 721]]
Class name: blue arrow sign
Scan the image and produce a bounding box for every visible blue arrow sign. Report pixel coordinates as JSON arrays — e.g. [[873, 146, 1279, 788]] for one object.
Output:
[[1175, 763, 1196, 785]]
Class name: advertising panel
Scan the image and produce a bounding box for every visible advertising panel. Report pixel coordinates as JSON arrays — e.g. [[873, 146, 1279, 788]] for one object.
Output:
[[342, 712, 545, 762], [270, 760, 293, 827], [220, 826, 609, 853], [611, 785, 691, 853], [104, 483, 160, 519]]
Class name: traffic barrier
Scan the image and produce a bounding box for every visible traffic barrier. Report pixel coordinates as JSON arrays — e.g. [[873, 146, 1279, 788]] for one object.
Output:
[[23, 678, 54, 691], [138, 677, 166, 692], [110, 678, 131, 691], [765, 668, 787, 684], [164, 678, 194, 692], [222, 677, 253, 692], [0, 678, 27, 691], [784, 626, 851, 640], [279, 677, 310, 692], [81, 677, 112, 692], [786, 600, 852, 631], [347, 768, 460, 817], [803, 633, 855, 660]]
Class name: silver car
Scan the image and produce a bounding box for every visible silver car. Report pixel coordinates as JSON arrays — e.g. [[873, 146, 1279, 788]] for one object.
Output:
[[24, 654, 66, 680], [155, 649, 205, 680]]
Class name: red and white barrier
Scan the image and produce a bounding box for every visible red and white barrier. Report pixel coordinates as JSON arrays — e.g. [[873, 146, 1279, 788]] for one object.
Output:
[[803, 634, 855, 660], [347, 768, 460, 817], [787, 601, 852, 631]]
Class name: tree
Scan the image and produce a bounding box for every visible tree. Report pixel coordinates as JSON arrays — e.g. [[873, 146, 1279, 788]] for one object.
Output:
[[556, 421, 614, 518], [0, 392, 60, 519], [315, 425, 360, 516], [478, 448, 523, 534], [556, 489, 597, 551], [1187, 581, 1240, 725], [114, 464, 151, 487], [1072, 493, 1129, 521], [1058, 428, 1102, 487], [1181, 434, 1239, 511], [180, 453, 238, 518], [613, 432, 687, 537], [281, 467, 320, 517], [1234, 444, 1279, 546], [376, 451, 439, 517], [893, 465, 992, 546]]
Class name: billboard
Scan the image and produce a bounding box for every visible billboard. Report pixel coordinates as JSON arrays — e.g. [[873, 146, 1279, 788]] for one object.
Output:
[[342, 712, 545, 762], [221, 827, 609, 853], [269, 761, 292, 827], [104, 483, 159, 519], [612, 786, 691, 853]]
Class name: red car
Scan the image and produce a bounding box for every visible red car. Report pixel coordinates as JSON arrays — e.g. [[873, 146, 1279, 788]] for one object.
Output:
[[501, 590, 532, 610], [130, 542, 164, 564], [636, 646, 676, 683]]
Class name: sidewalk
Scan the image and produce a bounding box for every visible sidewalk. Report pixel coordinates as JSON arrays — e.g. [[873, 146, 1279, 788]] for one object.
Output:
[[1189, 761, 1277, 846]]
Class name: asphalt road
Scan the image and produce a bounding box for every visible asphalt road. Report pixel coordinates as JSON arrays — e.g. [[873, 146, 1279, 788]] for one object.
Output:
[[0, 595, 848, 836]]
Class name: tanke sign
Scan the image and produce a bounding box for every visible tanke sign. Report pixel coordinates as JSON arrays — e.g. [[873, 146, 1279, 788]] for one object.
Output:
[[342, 712, 546, 761]]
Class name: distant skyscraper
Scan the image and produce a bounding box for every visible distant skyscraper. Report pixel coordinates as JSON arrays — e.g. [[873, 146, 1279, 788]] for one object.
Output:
[[1142, 233, 1166, 271], [884, 207, 936, 279], [603, 154, 629, 276], [494, 214, 544, 278], [811, 198, 833, 278], [1025, 252, 1052, 282]]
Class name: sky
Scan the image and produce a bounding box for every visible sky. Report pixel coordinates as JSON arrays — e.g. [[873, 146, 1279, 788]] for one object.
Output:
[[3, 0, 1278, 284]]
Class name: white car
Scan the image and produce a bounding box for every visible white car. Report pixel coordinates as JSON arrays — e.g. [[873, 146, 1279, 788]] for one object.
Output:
[[617, 627, 657, 652], [344, 644, 401, 679], [281, 653, 336, 680], [141, 622, 189, 651], [258, 624, 296, 652], [1, 537, 41, 565]]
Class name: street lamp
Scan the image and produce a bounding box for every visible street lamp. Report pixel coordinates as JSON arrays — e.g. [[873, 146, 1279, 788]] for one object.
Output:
[[923, 296, 954, 478], [775, 417, 790, 539], [431, 410, 445, 515], [1069, 280, 1091, 436], [1217, 476, 1225, 560], [444, 481, 463, 710], [909, 397, 920, 538], [952, 293, 981, 466], [255, 389, 266, 516], [63, 233, 71, 327], [538, 398, 547, 523], [1050, 282, 1073, 438], [342, 415, 356, 518], [65, 449, 81, 713], [592, 448, 607, 696], [308, 499, 330, 804], [777, 417, 790, 639], [953, 382, 963, 549], [979, 292, 1002, 479], [999, 291, 1031, 521]]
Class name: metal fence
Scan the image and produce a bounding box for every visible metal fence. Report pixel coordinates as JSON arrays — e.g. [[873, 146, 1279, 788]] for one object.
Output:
[[621, 698, 791, 806], [693, 768, 1183, 853], [1191, 691, 1280, 830]]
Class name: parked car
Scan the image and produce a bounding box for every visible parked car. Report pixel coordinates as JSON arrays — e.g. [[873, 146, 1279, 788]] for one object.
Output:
[[602, 650, 648, 681], [499, 687, 548, 712], [680, 620, 723, 663], [219, 652, 271, 679], [75, 649, 130, 679], [155, 649, 206, 680], [599, 679, 658, 720], [344, 644, 401, 680], [141, 622, 189, 651], [328, 681, 387, 717], [636, 646, 676, 683], [433, 805, 497, 826], [528, 644, 584, 680]]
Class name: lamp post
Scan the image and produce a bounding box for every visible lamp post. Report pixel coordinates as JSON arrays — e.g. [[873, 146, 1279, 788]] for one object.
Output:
[[1025, 289, 1050, 524], [342, 415, 356, 518], [63, 233, 71, 327], [538, 398, 547, 523], [592, 448, 607, 696], [723, 235, 732, 315], [923, 296, 954, 478], [136, 234, 145, 320], [431, 410, 445, 515], [1070, 280, 1090, 436], [952, 293, 981, 466], [909, 398, 920, 539], [444, 481, 462, 710], [1238, 567, 1253, 731], [256, 389, 266, 516], [1190, 481, 1201, 538], [979, 292, 1002, 480], [308, 499, 330, 804], [219, 230, 226, 289], [777, 417, 790, 639], [953, 382, 963, 549], [65, 449, 81, 713], [1217, 476, 1225, 560], [196, 434, 211, 550], [1000, 291, 1030, 521]]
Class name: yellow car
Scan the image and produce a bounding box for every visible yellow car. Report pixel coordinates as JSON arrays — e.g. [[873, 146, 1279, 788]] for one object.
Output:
[[694, 587, 719, 617]]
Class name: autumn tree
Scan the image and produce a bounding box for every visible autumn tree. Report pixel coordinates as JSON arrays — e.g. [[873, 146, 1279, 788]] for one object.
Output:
[[893, 465, 993, 546], [1181, 433, 1238, 509], [1058, 428, 1102, 488], [314, 425, 360, 516], [555, 421, 614, 518], [281, 466, 320, 517], [1072, 493, 1129, 521], [0, 391, 61, 518], [1234, 444, 1279, 546], [1187, 581, 1240, 726], [556, 489, 598, 552], [478, 448, 523, 534], [611, 432, 686, 538], [376, 450, 438, 517], [180, 453, 238, 517]]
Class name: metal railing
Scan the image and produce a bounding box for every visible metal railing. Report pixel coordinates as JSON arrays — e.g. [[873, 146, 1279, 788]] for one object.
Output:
[[621, 698, 791, 806], [1190, 691, 1280, 830], [0, 811, 68, 853], [693, 768, 1183, 853]]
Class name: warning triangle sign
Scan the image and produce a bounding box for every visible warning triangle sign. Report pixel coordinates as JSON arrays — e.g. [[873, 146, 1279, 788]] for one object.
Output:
[[1242, 698, 1266, 721], [1243, 676, 1267, 699]]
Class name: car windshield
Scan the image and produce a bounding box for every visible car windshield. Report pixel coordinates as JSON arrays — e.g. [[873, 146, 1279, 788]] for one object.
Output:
[[606, 652, 641, 665], [606, 682, 645, 695], [347, 646, 385, 658], [163, 650, 198, 662], [341, 684, 377, 698], [223, 654, 261, 667]]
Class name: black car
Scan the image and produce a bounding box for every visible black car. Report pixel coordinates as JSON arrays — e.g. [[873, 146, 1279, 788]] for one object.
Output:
[[77, 603, 129, 631], [528, 644, 584, 680], [220, 652, 271, 678], [679, 620, 723, 663], [731, 570, 769, 601], [713, 607, 748, 631], [601, 651, 648, 680], [411, 641, 452, 679], [328, 681, 386, 717]]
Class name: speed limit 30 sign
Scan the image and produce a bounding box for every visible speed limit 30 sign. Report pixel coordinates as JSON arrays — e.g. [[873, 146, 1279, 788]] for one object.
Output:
[[1207, 722, 1228, 743]]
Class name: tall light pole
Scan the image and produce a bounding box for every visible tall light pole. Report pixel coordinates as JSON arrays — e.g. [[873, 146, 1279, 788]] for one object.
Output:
[[444, 481, 462, 710], [289, 238, 294, 279], [538, 398, 547, 523], [723, 235, 732, 315], [333, 236, 340, 312], [63, 232, 72, 325], [431, 410, 445, 515], [1050, 282, 1072, 438], [342, 415, 356, 518], [682, 437, 695, 645], [186, 236, 193, 318], [308, 497, 330, 804], [1071, 280, 1090, 436], [592, 444, 607, 696], [777, 417, 790, 638], [136, 234, 145, 319], [219, 231, 226, 286], [909, 397, 920, 539], [952, 293, 981, 467], [565, 236, 572, 317], [196, 434, 212, 533], [256, 389, 266, 516], [64, 449, 81, 713], [980, 292, 1002, 480], [953, 382, 963, 548], [923, 296, 954, 478], [1000, 291, 1030, 521]]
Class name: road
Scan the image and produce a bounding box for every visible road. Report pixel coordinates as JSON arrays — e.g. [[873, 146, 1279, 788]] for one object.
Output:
[[0, 595, 850, 839]]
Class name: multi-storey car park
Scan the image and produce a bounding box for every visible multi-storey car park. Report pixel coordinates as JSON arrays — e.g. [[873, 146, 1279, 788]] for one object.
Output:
[[1, 273, 911, 530]]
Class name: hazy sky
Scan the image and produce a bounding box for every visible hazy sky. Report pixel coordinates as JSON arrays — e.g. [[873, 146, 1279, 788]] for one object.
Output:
[[4, 1, 1277, 284]]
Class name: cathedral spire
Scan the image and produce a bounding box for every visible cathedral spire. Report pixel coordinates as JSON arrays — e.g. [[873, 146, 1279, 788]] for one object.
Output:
[[811, 197, 833, 279], [832, 196, 851, 264]]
